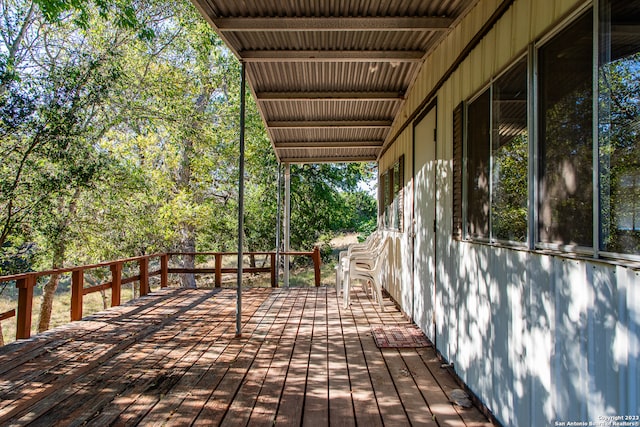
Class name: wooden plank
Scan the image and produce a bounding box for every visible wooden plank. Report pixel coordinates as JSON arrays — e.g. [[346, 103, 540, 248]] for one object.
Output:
[[401, 349, 466, 427], [382, 348, 438, 426], [0, 309, 15, 322], [80, 290, 240, 426], [0, 290, 213, 424], [218, 290, 290, 426], [303, 287, 329, 426], [350, 290, 410, 425], [327, 288, 356, 427], [0, 291, 199, 423], [192, 289, 280, 425], [336, 289, 383, 427], [164, 291, 269, 425], [0, 289, 183, 391], [60, 292, 238, 426], [247, 289, 305, 427], [274, 289, 315, 425], [418, 348, 494, 426], [82, 281, 112, 295]]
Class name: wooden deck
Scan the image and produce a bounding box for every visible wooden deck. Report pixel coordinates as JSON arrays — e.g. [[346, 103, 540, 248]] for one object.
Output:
[[0, 287, 493, 426]]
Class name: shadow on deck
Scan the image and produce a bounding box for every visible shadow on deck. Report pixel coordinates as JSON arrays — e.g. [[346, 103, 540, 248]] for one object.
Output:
[[0, 287, 493, 426]]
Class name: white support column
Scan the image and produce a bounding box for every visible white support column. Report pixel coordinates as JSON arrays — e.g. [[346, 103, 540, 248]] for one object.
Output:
[[284, 162, 291, 287]]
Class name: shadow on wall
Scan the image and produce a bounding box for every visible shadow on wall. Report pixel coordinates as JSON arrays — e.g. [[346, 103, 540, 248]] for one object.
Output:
[[441, 242, 639, 426]]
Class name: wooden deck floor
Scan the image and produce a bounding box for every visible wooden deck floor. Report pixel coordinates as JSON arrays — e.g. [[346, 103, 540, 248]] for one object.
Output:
[[0, 287, 493, 426]]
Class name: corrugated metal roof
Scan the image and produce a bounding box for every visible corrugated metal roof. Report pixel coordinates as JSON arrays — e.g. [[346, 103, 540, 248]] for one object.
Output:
[[191, 0, 477, 163]]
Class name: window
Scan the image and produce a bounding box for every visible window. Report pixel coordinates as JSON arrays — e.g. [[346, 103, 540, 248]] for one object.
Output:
[[538, 11, 594, 248], [464, 58, 528, 243], [379, 156, 404, 231], [466, 90, 491, 239], [455, 4, 640, 258], [599, 0, 640, 255]]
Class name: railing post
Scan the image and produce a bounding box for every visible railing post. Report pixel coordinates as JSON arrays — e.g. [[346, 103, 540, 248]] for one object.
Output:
[[312, 246, 321, 287], [270, 252, 277, 288], [16, 274, 35, 339], [111, 262, 122, 307], [160, 254, 168, 288], [139, 257, 149, 296], [215, 253, 222, 288], [71, 268, 84, 321]]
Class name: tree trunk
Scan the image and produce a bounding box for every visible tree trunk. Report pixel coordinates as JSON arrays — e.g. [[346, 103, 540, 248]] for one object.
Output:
[[100, 289, 108, 310], [0, 323, 4, 346], [37, 240, 65, 333], [38, 272, 60, 333], [180, 223, 197, 288], [37, 192, 79, 333], [174, 88, 212, 289]]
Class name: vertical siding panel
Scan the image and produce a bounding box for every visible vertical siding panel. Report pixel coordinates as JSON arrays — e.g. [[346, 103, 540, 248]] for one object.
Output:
[[588, 264, 623, 418], [555, 0, 579, 21], [490, 246, 513, 424], [494, 6, 512, 71], [528, 253, 555, 426], [553, 259, 589, 421], [512, 249, 531, 426], [626, 268, 640, 414], [532, 0, 555, 39], [483, 25, 497, 78], [513, 0, 531, 52]]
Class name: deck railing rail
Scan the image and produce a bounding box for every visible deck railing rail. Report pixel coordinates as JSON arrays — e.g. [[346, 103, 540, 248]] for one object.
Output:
[[0, 248, 321, 340]]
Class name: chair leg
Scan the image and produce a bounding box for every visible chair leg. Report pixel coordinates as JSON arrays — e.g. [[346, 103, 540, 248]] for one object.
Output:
[[371, 279, 385, 312], [343, 272, 350, 309]]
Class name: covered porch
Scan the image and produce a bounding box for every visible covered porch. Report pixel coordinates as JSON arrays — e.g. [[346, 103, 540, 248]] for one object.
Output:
[[0, 286, 491, 426]]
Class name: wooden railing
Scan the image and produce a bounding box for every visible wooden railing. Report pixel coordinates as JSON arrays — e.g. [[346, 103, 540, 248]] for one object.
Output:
[[0, 248, 321, 341]]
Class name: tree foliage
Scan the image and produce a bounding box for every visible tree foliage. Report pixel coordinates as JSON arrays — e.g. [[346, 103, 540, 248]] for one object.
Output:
[[0, 0, 377, 294]]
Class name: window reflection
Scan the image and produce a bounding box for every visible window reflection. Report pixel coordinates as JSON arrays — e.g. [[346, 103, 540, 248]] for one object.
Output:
[[466, 90, 491, 239], [492, 59, 528, 242], [599, 0, 640, 255], [538, 11, 593, 247]]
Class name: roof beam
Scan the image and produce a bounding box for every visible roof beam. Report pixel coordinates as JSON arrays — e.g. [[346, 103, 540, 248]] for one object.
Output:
[[241, 50, 423, 62], [256, 91, 404, 101], [274, 141, 384, 149], [214, 16, 453, 32], [278, 155, 378, 164], [267, 120, 392, 129]]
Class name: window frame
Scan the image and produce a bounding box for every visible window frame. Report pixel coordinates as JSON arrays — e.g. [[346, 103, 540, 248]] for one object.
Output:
[[533, 5, 596, 255], [462, 54, 530, 247], [457, 2, 640, 262], [379, 156, 404, 232]]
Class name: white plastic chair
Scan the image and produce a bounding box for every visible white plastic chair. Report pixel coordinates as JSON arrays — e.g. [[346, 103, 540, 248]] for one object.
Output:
[[335, 231, 381, 296], [343, 236, 390, 311]]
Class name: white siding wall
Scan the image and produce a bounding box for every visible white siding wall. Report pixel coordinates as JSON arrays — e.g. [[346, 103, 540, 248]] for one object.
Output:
[[380, 0, 640, 425], [379, 131, 412, 309]]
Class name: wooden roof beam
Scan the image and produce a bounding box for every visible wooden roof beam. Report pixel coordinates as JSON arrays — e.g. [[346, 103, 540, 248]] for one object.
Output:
[[214, 16, 453, 32]]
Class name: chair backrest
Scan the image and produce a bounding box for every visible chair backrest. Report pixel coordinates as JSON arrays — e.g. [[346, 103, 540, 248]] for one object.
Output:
[[347, 230, 382, 256]]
